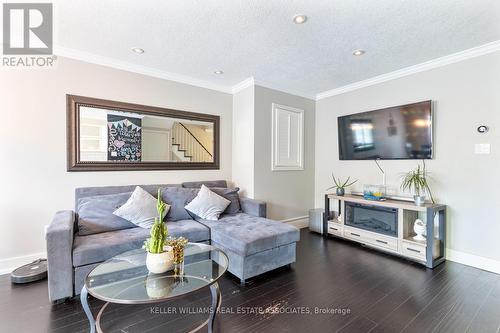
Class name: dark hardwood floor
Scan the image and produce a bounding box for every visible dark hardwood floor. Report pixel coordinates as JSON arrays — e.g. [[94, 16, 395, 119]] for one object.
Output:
[[1, 229, 499, 333]]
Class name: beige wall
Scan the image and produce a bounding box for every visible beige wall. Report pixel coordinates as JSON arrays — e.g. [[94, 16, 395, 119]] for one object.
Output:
[[0, 57, 232, 270], [254, 86, 315, 220], [315, 52, 500, 264], [232, 86, 255, 197]]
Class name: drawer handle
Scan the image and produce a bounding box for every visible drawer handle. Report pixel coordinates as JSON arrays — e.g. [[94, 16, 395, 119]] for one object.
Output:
[[350, 233, 361, 237], [329, 227, 338, 231], [376, 239, 388, 245], [407, 247, 421, 254]]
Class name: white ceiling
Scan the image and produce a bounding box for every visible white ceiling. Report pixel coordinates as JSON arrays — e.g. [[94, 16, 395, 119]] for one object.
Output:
[[53, 0, 500, 99]]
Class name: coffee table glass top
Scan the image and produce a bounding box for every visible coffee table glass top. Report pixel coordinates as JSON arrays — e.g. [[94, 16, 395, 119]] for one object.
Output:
[[85, 243, 228, 304]]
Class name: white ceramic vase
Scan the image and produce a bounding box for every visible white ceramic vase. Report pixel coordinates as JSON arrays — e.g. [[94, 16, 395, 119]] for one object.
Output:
[[146, 246, 174, 274]]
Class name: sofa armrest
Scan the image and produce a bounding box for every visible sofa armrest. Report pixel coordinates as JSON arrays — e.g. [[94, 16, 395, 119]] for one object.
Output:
[[240, 197, 267, 218], [46, 210, 75, 302]]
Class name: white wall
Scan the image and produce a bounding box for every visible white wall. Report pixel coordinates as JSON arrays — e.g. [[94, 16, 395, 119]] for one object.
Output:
[[254, 86, 315, 220], [232, 85, 255, 197], [315, 52, 500, 266], [0, 57, 232, 272]]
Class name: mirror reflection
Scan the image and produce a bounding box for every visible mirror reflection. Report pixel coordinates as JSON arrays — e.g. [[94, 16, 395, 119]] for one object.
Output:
[[79, 106, 214, 163]]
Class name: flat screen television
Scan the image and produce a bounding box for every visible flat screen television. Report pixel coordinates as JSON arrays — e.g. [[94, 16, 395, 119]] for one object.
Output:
[[338, 101, 433, 160]]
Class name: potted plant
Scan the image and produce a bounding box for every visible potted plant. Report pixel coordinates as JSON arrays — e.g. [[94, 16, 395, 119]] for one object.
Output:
[[143, 189, 174, 274], [326, 173, 358, 196], [400, 161, 435, 206]]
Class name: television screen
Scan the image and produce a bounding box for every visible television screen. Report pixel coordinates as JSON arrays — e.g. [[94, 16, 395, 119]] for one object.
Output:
[[338, 101, 432, 160]]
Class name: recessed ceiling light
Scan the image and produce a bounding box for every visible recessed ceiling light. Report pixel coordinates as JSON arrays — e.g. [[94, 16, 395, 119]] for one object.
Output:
[[131, 47, 144, 54], [293, 15, 308, 24], [214, 70, 224, 74], [352, 49, 365, 56]]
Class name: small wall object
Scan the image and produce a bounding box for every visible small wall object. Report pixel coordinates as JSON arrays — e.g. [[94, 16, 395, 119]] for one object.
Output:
[[413, 219, 426, 241], [477, 125, 489, 133], [363, 184, 386, 201]]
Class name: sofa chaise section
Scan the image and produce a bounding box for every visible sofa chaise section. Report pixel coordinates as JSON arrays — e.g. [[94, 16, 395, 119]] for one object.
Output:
[[196, 213, 300, 284]]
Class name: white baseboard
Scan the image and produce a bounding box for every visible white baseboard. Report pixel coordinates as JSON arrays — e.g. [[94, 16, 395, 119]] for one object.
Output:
[[0, 252, 47, 275], [446, 249, 500, 274], [281, 216, 309, 229]]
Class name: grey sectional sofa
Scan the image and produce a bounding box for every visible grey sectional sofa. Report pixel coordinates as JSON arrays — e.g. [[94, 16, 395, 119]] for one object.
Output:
[[46, 180, 300, 302]]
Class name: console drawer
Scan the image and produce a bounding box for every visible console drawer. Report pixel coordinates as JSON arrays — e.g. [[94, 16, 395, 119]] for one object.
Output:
[[327, 222, 343, 236], [343, 226, 398, 252], [369, 234, 398, 252], [343, 226, 368, 242], [401, 241, 426, 261]]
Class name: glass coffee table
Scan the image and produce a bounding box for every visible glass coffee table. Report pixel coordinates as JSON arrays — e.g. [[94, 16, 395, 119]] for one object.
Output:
[[80, 243, 228, 333]]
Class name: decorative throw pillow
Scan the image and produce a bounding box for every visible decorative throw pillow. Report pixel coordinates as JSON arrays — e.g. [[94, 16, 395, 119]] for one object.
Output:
[[210, 187, 241, 215], [113, 186, 169, 228], [160, 187, 200, 221], [77, 192, 136, 236], [184, 185, 231, 220]]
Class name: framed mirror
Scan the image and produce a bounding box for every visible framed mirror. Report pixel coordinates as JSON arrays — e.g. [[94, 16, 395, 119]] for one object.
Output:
[[67, 95, 219, 171]]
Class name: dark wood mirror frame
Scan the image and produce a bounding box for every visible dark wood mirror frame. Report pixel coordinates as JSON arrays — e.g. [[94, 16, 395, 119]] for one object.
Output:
[[67, 94, 220, 171]]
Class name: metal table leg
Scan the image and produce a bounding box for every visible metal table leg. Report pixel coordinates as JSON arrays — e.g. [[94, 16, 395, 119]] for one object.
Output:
[[208, 282, 221, 333], [80, 285, 96, 333]]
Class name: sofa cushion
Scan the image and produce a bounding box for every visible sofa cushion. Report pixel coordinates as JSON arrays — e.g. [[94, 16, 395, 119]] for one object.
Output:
[[161, 187, 199, 221], [195, 213, 300, 256], [72, 220, 210, 267], [113, 186, 168, 228], [211, 187, 241, 215], [75, 184, 180, 209], [185, 185, 231, 221], [76, 192, 135, 235], [181, 180, 227, 188]]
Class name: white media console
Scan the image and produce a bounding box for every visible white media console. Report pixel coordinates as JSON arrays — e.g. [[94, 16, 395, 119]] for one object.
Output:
[[323, 194, 447, 268]]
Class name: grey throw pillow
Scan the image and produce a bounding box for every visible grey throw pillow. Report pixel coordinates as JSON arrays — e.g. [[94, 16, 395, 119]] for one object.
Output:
[[113, 186, 169, 228], [160, 187, 199, 221], [211, 187, 241, 215], [77, 192, 135, 235]]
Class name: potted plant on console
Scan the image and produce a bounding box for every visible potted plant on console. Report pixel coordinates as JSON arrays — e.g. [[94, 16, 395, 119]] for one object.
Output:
[[143, 189, 174, 274], [327, 173, 358, 196], [400, 161, 435, 206]]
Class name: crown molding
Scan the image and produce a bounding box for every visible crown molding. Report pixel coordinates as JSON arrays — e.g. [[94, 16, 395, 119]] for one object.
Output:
[[316, 40, 500, 101], [54, 45, 233, 94], [231, 77, 315, 100], [231, 77, 255, 94], [53, 41, 500, 102], [253, 79, 316, 100]]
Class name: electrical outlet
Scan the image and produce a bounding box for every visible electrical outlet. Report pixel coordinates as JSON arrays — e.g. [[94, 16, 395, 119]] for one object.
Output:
[[474, 143, 491, 154]]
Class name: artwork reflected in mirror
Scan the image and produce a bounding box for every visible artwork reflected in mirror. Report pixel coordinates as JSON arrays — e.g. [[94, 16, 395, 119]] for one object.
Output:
[[68, 95, 219, 171]]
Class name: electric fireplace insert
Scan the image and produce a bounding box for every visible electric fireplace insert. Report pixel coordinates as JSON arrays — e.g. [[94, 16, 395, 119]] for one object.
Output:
[[345, 202, 398, 237]]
